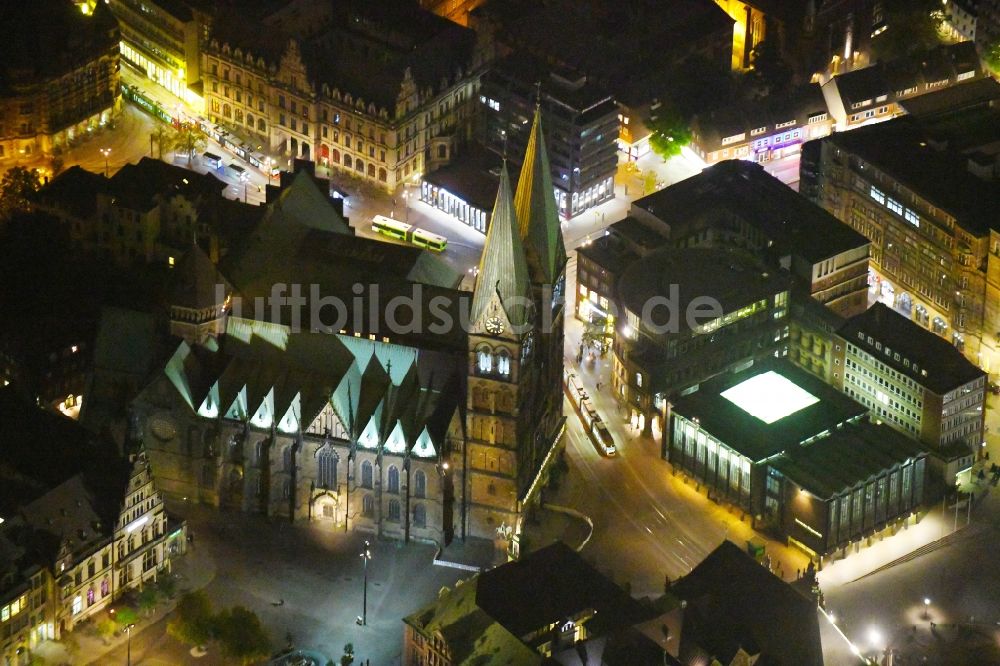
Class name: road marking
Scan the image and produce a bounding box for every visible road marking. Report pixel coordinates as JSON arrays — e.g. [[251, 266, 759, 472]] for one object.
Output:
[[645, 526, 653, 534]]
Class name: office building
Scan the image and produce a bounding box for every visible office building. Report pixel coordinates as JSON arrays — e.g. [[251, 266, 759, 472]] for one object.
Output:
[[669, 358, 927, 556], [836, 303, 986, 484], [420, 144, 500, 233], [202, 0, 483, 193], [0, 2, 120, 162], [107, 0, 209, 106], [610, 247, 791, 439], [479, 52, 619, 218], [629, 161, 871, 317], [803, 110, 1000, 372]]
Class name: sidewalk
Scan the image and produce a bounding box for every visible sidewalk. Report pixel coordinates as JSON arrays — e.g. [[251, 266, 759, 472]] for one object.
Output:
[[34, 541, 217, 665]]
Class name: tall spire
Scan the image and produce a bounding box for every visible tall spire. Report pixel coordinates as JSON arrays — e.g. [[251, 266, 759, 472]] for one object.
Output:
[[514, 104, 566, 285], [471, 164, 531, 329]]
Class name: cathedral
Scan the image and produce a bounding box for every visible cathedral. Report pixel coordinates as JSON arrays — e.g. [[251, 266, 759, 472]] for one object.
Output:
[[135, 107, 566, 553]]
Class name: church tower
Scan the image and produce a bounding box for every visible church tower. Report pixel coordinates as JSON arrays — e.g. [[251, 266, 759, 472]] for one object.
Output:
[[466, 162, 534, 542], [463, 107, 568, 550], [513, 104, 568, 490], [168, 243, 232, 345]]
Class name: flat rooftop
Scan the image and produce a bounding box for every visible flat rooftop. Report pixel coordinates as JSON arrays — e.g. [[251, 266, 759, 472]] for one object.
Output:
[[672, 359, 868, 462], [631, 160, 869, 264], [422, 145, 502, 213], [616, 247, 788, 335], [839, 303, 985, 395], [771, 421, 927, 500]]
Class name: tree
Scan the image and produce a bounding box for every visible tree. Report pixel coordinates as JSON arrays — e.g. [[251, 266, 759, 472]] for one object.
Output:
[[154, 575, 177, 599], [750, 39, 792, 94], [0, 166, 41, 221], [647, 106, 692, 161], [170, 123, 206, 167], [138, 586, 158, 615], [871, 0, 946, 61], [96, 618, 117, 644], [214, 606, 270, 664], [150, 125, 171, 160], [341, 643, 355, 666], [167, 591, 213, 647], [111, 606, 138, 629], [985, 37, 1000, 75]]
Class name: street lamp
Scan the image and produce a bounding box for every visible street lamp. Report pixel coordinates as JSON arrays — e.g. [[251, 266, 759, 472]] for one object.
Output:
[[100, 148, 111, 177], [125, 622, 135, 666], [923, 597, 931, 620], [358, 540, 372, 626]]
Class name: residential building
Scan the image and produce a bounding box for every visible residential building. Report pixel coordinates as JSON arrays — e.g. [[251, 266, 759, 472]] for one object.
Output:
[[629, 160, 871, 317], [669, 358, 927, 558], [107, 0, 209, 106], [944, 0, 979, 42], [0, 389, 181, 664], [201, 0, 485, 193], [0, 2, 120, 162], [820, 42, 982, 130], [479, 52, 619, 218], [34, 159, 266, 266], [665, 540, 825, 665], [690, 84, 833, 165], [402, 541, 657, 665], [134, 113, 567, 552], [836, 303, 986, 484], [802, 110, 1000, 372], [611, 247, 791, 440]]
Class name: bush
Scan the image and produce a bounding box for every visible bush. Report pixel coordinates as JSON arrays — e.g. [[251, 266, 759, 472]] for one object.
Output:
[[214, 606, 270, 664], [167, 591, 213, 647]]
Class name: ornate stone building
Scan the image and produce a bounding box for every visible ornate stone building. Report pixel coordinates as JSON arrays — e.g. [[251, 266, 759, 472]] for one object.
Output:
[[0, 2, 120, 163], [134, 132, 566, 549], [200, 0, 485, 192]]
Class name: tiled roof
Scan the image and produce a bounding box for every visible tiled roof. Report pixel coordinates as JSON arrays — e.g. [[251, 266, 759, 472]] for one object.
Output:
[[471, 165, 531, 328], [514, 106, 567, 286]]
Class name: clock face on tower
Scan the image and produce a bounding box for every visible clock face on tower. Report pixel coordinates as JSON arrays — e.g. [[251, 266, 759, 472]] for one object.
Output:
[[485, 316, 505, 335]]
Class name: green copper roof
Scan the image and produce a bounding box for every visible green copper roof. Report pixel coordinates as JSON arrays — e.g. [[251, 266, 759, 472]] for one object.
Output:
[[471, 164, 531, 328], [514, 106, 566, 285]]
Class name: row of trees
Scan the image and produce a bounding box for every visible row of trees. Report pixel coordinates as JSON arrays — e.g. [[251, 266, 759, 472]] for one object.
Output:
[[167, 591, 270, 664], [151, 123, 207, 166]]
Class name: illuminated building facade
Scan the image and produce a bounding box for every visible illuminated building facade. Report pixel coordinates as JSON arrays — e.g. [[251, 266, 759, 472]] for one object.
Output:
[[712, 0, 768, 70], [609, 247, 790, 440], [479, 53, 619, 218], [0, 2, 120, 162], [803, 111, 1000, 372], [134, 128, 566, 549], [835, 303, 985, 485], [107, 0, 207, 106], [820, 42, 982, 130], [669, 359, 927, 558], [690, 84, 833, 165], [420, 144, 500, 233], [0, 393, 181, 664], [201, 1, 484, 193]]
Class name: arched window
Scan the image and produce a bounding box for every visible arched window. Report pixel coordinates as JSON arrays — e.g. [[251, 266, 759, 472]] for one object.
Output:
[[332, 149, 341, 164], [258, 118, 266, 132], [477, 346, 493, 374], [282, 479, 291, 499], [87, 587, 95, 605], [318, 449, 337, 488], [367, 163, 375, 177], [378, 167, 387, 182], [388, 465, 400, 494], [247, 113, 254, 127], [100, 578, 109, 596], [497, 349, 511, 377], [283, 445, 293, 471], [356, 159, 364, 173], [388, 499, 401, 521], [413, 469, 426, 498], [344, 155, 352, 169], [361, 460, 373, 488], [223, 103, 231, 118], [362, 493, 374, 515], [413, 503, 426, 527]]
